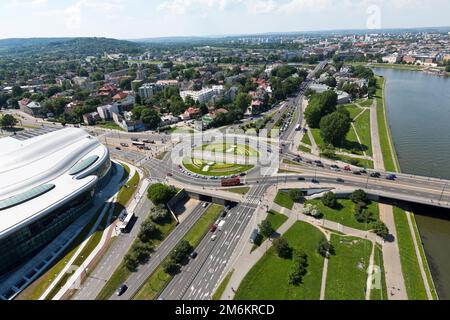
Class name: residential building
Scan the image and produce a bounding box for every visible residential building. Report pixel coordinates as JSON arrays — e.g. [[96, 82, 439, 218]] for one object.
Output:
[[180, 85, 224, 104]]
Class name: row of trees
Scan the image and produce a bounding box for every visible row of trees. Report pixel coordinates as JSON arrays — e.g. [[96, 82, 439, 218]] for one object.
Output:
[[163, 240, 194, 276], [0, 114, 18, 129], [124, 205, 172, 271]]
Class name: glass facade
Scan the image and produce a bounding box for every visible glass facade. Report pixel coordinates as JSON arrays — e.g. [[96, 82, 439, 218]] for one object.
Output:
[[0, 156, 112, 276]]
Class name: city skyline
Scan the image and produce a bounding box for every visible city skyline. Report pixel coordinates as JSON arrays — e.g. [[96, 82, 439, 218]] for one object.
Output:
[[1, 0, 450, 39]]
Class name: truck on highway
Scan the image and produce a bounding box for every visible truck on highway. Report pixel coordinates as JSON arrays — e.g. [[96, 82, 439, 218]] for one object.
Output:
[[218, 220, 226, 231], [221, 177, 241, 187]]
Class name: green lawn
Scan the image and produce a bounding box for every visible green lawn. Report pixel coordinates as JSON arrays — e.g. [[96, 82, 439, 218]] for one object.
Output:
[[353, 109, 373, 157], [235, 222, 326, 300], [306, 199, 380, 231], [183, 161, 254, 177], [253, 211, 289, 248], [392, 207, 428, 300], [114, 170, 140, 219], [301, 133, 311, 146], [332, 154, 374, 169], [299, 145, 312, 153], [410, 214, 438, 300], [133, 204, 224, 300], [375, 76, 400, 172], [325, 234, 373, 300], [98, 121, 125, 131], [274, 191, 294, 210], [212, 269, 234, 300], [310, 128, 325, 148], [370, 244, 388, 300]]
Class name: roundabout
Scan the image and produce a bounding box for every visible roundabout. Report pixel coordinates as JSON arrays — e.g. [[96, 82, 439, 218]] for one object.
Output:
[[182, 143, 258, 177]]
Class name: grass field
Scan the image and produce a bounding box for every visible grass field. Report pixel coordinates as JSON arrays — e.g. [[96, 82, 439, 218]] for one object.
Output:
[[370, 244, 388, 300], [253, 211, 289, 248], [212, 270, 234, 300], [375, 76, 400, 172], [352, 109, 373, 157], [410, 214, 438, 300], [133, 204, 223, 300], [392, 207, 428, 300], [306, 199, 380, 231], [325, 234, 373, 300], [235, 222, 326, 300], [274, 191, 294, 210], [98, 121, 124, 132], [299, 145, 312, 153], [301, 133, 312, 146], [183, 160, 254, 177]]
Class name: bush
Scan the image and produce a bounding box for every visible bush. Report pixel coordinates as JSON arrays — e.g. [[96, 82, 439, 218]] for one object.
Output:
[[354, 208, 373, 223], [288, 189, 304, 202], [273, 237, 292, 259], [322, 192, 337, 208], [124, 253, 139, 272], [289, 250, 308, 286], [304, 204, 321, 218], [350, 189, 368, 204], [130, 240, 153, 264]]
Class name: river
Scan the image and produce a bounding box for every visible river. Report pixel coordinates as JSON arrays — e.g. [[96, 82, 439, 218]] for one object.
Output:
[[374, 68, 450, 299]]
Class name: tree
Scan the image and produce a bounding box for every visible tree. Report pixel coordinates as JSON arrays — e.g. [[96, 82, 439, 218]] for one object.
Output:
[[130, 240, 152, 264], [320, 111, 351, 146], [170, 240, 193, 264], [259, 219, 275, 238], [12, 85, 23, 98], [446, 65, 450, 73], [163, 260, 180, 275], [0, 114, 18, 128], [289, 250, 308, 285], [304, 204, 321, 218], [147, 183, 177, 205], [119, 77, 132, 90], [317, 238, 335, 258], [140, 108, 161, 130], [235, 93, 251, 113], [124, 252, 139, 272], [273, 237, 292, 259], [350, 189, 368, 204], [138, 220, 157, 242], [150, 205, 171, 224], [46, 85, 62, 98], [304, 104, 322, 128], [373, 221, 389, 238], [322, 192, 337, 208]]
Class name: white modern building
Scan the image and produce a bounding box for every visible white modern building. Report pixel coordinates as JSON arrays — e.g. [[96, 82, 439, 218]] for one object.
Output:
[[0, 128, 111, 276], [180, 85, 224, 104]]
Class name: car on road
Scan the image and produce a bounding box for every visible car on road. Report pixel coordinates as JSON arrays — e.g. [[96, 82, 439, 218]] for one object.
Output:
[[115, 147, 121, 151], [316, 163, 324, 168], [120, 143, 129, 147], [306, 160, 313, 165], [189, 252, 198, 259], [202, 202, 209, 208], [116, 284, 128, 296], [353, 171, 362, 175], [166, 172, 173, 177], [210, 224, 217, 233], [360, 169, 368, 174], [311, 179, 320, 184], [336, 178, 345, 183], [370, 172, 381, 178], [297, 177, 306, 181], [386, 174, 397, 181], [131, 138, 139, 142], [343, 165, 351, 171], [211, 235, 217, 241], [221, 211, 228, 218], [239, 172, 247, 177]]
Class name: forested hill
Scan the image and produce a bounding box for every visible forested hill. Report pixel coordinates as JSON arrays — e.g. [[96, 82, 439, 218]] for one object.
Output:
[[0, 37, 144, 56]]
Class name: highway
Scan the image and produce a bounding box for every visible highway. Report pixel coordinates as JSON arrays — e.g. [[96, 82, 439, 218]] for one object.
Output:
[[111, 203, 210, 300], [159, 182, 269, 300]]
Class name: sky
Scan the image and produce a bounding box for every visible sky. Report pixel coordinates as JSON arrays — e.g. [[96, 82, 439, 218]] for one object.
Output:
[[0, 0, 449, 39]]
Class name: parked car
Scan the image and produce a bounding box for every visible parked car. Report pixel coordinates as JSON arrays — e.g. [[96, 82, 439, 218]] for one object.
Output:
[[189, 252, 198, 259]]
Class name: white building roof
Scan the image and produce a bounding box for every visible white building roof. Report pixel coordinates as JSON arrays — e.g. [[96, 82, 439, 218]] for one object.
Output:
[[0, 128, 109, 239]]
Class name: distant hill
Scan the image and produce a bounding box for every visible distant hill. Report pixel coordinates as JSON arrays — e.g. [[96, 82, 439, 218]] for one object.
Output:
[[0, 37, 144, 56]]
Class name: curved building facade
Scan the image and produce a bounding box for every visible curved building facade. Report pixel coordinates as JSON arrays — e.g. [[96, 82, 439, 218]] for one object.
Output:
[[0, 128, 111, 276]]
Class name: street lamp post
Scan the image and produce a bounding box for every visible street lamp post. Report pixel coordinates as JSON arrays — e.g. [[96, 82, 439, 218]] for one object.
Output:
[[439, 182, 447, 203]]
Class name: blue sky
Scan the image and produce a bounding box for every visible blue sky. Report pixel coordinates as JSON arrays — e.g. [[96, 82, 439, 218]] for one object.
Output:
[[0, 0, 449, 39]]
